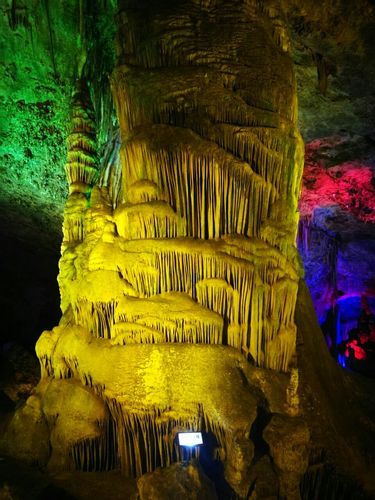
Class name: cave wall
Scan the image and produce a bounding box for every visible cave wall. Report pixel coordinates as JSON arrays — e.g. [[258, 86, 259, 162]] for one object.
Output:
[[298, 137, 375, 374], [0, 0, 116, 350]]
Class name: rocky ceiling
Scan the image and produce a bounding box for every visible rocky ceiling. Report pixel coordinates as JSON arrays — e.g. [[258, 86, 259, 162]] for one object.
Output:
[[0, 0, 374, 356]]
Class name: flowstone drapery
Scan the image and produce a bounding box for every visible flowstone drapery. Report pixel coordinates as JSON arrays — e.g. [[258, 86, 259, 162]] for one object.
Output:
[[58, 0, 303, 371], [2, 1, 306, 497]]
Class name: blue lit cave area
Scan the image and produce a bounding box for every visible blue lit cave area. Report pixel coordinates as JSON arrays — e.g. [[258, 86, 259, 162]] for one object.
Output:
[[0, 1, 375, 499], [298, 205, 375, 377]]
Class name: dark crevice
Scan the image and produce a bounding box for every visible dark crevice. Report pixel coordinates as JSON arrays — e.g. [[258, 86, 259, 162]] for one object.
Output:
[[198, 431, 236, 500], [249, 405, 271, 464]]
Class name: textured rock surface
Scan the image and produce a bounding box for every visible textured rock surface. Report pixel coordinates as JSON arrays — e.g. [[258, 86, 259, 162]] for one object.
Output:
[[0, 0, 116, 350], [0, 1, 117, 243], [247, 455, 279, 500], [0, 457, 138, 500], [263, 413, 310, 500], [0, 392, 50, 465], [283, 1, 375, 142], [137, 461, 217, 500], [0, 342, 39, 403], [0, 0, 78, 245]]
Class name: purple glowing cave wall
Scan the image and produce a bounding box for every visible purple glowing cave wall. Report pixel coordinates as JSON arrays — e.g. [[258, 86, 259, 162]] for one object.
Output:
[[298, 140, 375, 375]]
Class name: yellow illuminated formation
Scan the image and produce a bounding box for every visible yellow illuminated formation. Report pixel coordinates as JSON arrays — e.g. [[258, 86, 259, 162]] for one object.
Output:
[[58, 0, 304, 371], [2, 1, 306, 497]]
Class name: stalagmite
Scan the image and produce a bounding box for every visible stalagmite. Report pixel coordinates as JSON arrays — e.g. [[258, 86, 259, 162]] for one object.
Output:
[[65, 80, 99, 193], [62, 79, 100, 250]]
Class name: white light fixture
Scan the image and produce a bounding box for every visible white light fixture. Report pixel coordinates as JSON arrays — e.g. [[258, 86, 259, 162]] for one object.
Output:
[[178, 432, 203, 447]]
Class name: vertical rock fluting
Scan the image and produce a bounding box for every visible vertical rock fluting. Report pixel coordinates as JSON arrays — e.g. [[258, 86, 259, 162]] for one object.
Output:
[[54, 0, 305, 375], [104, 0, 304, 369]]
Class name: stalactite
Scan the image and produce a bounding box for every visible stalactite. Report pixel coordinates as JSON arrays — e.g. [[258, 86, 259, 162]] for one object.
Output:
[[300, 461, 370, 500], [58, 227, 301, 369], [65, 400, 229, 479], [196, 279, 235, 323], [111, 323, 163, 345], [297, 215, 313, 254], [58, 204, 301, 368], [73, 299, 117, 339], [60, 80, 102, 250], [106, 402, 205, 476], [118, 132, 275, 240], [114, 293, 223, 345], [70, 418, 118, 472]]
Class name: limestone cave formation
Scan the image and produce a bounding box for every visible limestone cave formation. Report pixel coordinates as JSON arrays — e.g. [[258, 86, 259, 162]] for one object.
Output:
[[0, 1, 374, 499]]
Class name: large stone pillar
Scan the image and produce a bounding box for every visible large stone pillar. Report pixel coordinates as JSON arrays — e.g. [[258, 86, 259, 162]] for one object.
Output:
[[2, 2, 306, 497], [105, 0, 304, 370]]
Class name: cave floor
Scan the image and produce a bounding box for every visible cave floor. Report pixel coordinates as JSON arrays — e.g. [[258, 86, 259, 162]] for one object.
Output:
[[0, 457, 138, 500]]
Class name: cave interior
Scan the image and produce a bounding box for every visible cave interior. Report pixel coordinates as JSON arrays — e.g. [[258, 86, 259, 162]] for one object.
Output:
[[0, 1, 374, 499]]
